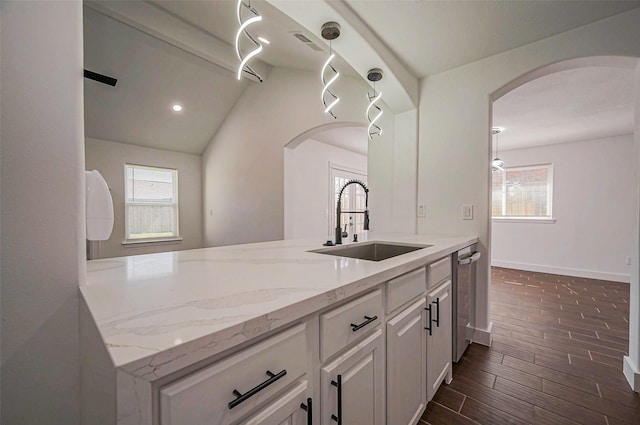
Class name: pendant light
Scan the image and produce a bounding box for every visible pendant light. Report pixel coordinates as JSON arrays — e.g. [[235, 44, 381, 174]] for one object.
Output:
[[235, 0, 264, 82], [321, 22, 341, 119], [491, 127, 504, 172], [366, 68, 383, 140]]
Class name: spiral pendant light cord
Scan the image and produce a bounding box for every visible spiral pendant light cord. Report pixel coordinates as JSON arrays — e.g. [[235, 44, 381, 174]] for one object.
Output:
[[366, 68, 383, 140], [367, 81, 383, 140], [321, 39, 340, 119], [235, 0, 263, 82], [320, 22, 341, 119]]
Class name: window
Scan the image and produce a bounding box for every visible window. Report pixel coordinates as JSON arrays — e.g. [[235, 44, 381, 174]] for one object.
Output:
[[492, 164, 553, 219], [124, 164, 179, 241], [330, 165, 368, 237]]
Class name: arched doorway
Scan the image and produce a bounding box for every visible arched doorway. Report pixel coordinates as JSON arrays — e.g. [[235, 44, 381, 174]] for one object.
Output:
[[488, 56, 640, 391], [283, 123, 368, 240]]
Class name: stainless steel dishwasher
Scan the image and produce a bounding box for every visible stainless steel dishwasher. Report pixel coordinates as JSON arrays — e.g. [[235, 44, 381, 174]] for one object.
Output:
[[452, 244, 481, 362]]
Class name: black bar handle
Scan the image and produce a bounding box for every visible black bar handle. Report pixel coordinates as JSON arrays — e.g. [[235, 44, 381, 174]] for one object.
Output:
[[425, 305, 432, 335], [433, 298, 440, 327], [331, 374, 342, 424], [300, 397, 312, 425], [350, 315, 377, 332], [228, 369, 287, 409]]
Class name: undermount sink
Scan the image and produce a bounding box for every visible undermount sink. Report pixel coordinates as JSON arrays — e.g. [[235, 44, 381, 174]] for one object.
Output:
[[309, 241, 431, 262]]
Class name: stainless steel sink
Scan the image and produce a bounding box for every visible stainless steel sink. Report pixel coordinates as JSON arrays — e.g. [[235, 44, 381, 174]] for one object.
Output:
[[309, 241, 431, 262]]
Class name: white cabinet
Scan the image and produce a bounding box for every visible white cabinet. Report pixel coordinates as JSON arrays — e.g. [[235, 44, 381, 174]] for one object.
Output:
[[386, 298, 427, 425], [157, 258, 458, 425], [386, 268, 426, 313], [160, 324, 308, 425], [426, 279, 453, 401], [320, 330, 384, 425], [320, 289, 382, 362], [241, 380, 312, 425]]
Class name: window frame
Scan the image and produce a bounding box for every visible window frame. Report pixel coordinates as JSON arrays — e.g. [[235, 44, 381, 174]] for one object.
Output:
[[123, 163, 180, 243], [328, 163, 368, 238], [492, 163, 554, 222]]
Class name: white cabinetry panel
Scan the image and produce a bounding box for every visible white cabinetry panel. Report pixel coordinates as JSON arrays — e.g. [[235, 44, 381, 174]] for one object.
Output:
[[426, 280, 453, 401], [241, 380, 310, 425], [320, 289, 382, 362], [160, 324, 307, 425], [320, 330, 384, 425], [386, 298, 427, 425]]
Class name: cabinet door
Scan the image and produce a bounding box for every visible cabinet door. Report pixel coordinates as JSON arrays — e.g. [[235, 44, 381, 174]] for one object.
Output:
[[320, 330, 384, 425], [241, 380, 311, 425], [386, 298, 427, 425], [426, 280, 453, 401]]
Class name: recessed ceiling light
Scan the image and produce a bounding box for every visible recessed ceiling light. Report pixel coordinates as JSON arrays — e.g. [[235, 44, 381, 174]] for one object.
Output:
[[258, 36, 270, 45], [172, 104, 183, 112]]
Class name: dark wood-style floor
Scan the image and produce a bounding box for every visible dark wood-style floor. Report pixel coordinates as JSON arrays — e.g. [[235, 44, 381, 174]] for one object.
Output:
[[420, 267, 640, 425]]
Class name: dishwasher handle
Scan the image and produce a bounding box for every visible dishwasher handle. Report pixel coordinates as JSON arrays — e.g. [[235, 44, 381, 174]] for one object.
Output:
[[458, 251, 481, 265]]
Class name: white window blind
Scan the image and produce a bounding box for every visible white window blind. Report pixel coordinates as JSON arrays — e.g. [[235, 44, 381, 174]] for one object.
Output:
[[124, 164, 179, 241], [492, 164, 553, 219]]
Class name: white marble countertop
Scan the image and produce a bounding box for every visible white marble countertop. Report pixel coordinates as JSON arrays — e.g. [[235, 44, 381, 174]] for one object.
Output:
[[81, 233, 477, 382]]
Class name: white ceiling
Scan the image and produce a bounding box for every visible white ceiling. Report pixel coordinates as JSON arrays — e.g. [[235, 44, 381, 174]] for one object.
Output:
[[84, 6, 247, 154], [83, 1, 358, 154], [313, 126, 369, 155], [150, 0, 356, 76], [84, 1, 640, 155], [345, 0, 640, 78], [494, 65, 637, 151]]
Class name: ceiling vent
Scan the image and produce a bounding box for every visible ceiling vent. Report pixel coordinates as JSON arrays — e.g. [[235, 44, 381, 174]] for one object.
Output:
[[290, 31, 323, 51]]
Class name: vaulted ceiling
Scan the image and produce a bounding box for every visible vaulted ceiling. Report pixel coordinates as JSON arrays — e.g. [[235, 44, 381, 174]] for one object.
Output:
[[84, 1, 640, 155]]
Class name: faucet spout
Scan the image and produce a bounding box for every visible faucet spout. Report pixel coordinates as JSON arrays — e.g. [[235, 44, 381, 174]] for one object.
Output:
[[335, 179, 369, 245]]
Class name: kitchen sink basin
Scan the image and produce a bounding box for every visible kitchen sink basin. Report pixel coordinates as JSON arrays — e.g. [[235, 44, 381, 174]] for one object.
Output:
[[309, 241, 431, 262]]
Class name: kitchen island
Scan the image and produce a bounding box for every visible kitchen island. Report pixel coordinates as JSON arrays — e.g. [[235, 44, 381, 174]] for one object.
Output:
[[81, 233, 478, 425]]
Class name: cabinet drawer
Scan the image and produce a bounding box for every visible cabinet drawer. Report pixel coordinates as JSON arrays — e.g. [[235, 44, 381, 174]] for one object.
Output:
[[320, 289, 382, 361], [242, 380, 310, 425], [427, 256, 452, 290], [160, 324, 307, 425], [386, 267, 426, 313]]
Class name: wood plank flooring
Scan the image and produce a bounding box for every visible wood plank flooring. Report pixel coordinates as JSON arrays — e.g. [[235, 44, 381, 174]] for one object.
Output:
[[420, 267, 640, 425]]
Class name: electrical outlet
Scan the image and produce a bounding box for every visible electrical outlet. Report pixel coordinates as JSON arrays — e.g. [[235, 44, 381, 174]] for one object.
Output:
[[462, 205, 473, 220], [626, 256, 631, 265], [417, 204, 426, 217]]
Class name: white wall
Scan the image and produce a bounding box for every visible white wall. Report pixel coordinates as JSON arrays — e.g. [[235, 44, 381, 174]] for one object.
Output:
[[284, 138, 367, 240], [624, 62, 640, 391], [85, 138, 203, 258], [0, 7, 3, 419], [391, 109, 418, 234], [202, 67, 393, 247], [491, 135, 635, 282], [418, 9, 640, 344], [0, 8, 3, 420], [1, 1, 84, 423]]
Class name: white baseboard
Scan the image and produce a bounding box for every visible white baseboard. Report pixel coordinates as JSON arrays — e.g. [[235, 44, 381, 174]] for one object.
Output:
[[491, 260, 630, 283], [470, 322, 493, 347], [624, 356, 640, 392]]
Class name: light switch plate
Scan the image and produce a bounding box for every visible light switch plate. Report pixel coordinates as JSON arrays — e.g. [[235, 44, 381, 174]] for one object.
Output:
[[417, 204, 426, 217], [462, 205, 473, 220]]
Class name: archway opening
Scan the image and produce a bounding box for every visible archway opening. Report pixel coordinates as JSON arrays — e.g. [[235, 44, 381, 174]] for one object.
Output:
[[488, 55, 640, 391], [284, 123, 368, 240]]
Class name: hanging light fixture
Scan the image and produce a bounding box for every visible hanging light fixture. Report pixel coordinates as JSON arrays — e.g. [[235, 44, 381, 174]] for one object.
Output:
[[235, 0, 264, 82], [366, 68, 383, 140], [320, 22, 341, 119], [491, 127, 505, 172]]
